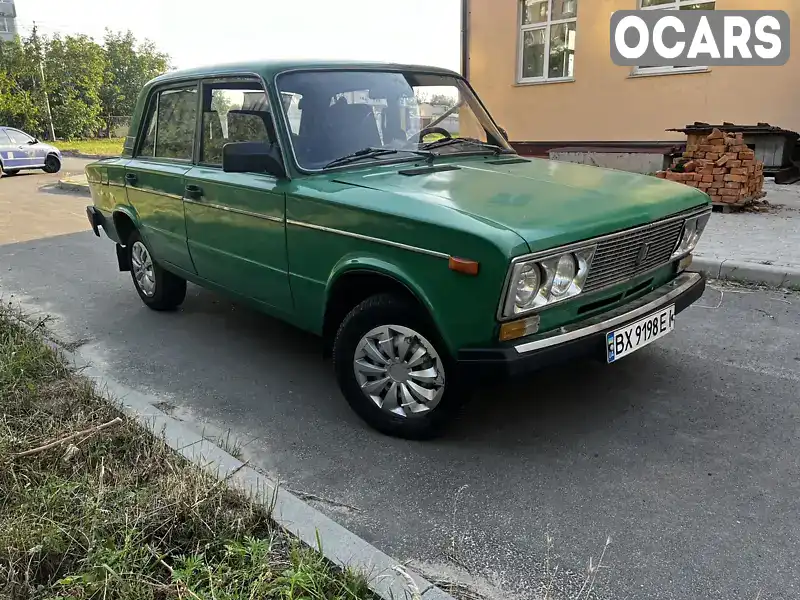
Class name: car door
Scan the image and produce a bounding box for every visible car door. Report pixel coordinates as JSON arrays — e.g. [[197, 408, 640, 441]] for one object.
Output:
[[5, 129, 38, 168], [124, 82, 198, 274], [0, 129, 25, 170], [183, 77, 291, 311]]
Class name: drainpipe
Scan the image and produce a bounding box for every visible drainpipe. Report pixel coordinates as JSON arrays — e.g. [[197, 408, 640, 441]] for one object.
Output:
[[460, 0, 470, 80]]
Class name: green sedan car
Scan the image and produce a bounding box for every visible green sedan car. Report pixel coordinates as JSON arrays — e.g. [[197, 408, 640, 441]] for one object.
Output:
[[85, 60, 711, 439]]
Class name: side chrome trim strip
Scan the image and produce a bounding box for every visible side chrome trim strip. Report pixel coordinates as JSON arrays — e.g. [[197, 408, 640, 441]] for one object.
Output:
[[286, 219, 450, 260], [513, 272, 701, 354], [182, 198, 284, 223]]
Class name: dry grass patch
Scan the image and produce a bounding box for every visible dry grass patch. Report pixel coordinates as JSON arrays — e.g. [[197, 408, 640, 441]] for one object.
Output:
[[0, 310, 375, 600]]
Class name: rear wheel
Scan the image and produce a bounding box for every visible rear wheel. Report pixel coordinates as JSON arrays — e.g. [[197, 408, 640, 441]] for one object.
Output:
[[333, 293, 463, 439], [3, 168, 19, 176], [127, 230, 186, 311], [43, 154, 61, 174]]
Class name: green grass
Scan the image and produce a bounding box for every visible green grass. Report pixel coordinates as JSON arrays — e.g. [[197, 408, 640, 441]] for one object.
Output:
[[52, 138, 125, 157], [0, 307, 376, 600]]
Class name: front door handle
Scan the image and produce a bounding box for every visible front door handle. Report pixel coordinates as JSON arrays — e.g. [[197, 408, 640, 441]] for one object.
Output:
[[125, 173, 138, 185], [184, 184, 203, 200]]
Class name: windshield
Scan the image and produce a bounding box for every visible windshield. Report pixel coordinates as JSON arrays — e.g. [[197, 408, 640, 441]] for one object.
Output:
[[275, 69, 514, 171]]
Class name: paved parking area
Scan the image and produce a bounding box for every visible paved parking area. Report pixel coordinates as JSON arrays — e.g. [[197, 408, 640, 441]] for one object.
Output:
[[1, 169, 799, 600]]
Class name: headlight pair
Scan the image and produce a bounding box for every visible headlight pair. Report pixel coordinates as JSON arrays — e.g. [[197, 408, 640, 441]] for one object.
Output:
[[672, 211, 711, 259], [501, 247, 596, 319]]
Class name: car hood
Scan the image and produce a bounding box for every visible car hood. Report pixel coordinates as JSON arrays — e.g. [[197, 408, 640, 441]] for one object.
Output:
[[333, 157, 709, 253]]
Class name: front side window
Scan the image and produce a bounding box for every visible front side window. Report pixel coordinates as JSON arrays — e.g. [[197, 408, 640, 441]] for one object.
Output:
[[276, 70, 513, 171], [518, 0, 578, 83], [634, 0, 715, 75], [7, 129, 33, 144], [137, 84, 198, 160], [200, 81, 275, 166]]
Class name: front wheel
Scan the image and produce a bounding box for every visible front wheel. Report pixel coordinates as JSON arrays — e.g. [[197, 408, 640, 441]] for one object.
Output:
[[3, 169, 19, 176], [43, 154, 61, 174], [333, 294, 463, 439], [127, 230, 186, 311]]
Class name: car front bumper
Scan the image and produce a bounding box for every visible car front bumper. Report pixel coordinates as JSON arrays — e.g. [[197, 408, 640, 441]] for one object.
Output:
[[457, 271, 706, 380]]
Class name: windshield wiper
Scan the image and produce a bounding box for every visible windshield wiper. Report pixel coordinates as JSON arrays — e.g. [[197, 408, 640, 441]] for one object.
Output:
[[324, 147, 434, 169], [420, 137, 511, 154]]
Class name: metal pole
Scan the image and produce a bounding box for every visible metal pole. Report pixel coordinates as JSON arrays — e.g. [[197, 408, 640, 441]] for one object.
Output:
[[39, 60, 55, 141], [33, 22, 56, 141]]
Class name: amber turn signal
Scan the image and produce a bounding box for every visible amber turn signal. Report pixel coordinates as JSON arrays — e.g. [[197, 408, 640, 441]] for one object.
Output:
[[678, 254, 693, 272], [448, 257, 480, 276], [499, 315, 541, 342]]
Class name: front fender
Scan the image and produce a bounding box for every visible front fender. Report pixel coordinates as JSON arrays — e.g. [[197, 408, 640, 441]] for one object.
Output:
[[325, 253, 451, 347]]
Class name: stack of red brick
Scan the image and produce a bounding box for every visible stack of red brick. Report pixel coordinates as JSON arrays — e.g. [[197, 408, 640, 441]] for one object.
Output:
[[656, 128, 765, 205]]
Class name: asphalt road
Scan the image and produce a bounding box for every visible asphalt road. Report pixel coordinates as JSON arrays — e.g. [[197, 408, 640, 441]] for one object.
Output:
[[2, 167, 799, 600]]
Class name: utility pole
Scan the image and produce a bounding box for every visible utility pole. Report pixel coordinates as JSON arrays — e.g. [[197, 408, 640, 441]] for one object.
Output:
[[39, 59, 55, 141], [32, 22, 56, 141]]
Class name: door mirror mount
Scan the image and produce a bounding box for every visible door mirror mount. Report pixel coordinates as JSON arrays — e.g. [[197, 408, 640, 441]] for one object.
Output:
[[498, 127, 509, 141], [222, 142, 286, 178]]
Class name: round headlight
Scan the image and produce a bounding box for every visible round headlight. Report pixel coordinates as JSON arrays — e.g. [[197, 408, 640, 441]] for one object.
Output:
[[515, 264, 540, 307], [551, 254, 577, 297]]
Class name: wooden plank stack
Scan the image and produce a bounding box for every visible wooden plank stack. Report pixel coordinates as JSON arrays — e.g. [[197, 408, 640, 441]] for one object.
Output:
[[655, 128, 765, 206]]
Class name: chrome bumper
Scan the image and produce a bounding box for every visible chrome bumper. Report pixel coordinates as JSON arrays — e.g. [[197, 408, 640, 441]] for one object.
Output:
[[514, 272, 703, 355]]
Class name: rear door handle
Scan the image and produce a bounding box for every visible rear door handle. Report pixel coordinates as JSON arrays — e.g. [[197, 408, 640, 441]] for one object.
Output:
[[125, 173, 138, 185], [184, 184, 203, 200]]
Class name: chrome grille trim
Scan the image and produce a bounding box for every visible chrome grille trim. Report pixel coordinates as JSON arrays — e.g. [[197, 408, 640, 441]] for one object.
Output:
[[584, 219, 686, 292]]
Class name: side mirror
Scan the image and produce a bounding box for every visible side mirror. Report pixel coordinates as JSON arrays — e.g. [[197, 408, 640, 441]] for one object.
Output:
[[28, 139, 38, 145], [222, 142, 286, 178], [498, 127, 509, 141]]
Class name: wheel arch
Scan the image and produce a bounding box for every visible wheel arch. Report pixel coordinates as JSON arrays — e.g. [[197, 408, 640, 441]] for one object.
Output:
[[111, 206, 141, 246], [322, 257, 446, 357]]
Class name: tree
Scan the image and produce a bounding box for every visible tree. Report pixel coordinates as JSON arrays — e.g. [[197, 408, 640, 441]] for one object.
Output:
[[0, 28, 170, 140], [0, 31, 45, 134], [43, 34, 106, 139], [100, 30, 170, 136]]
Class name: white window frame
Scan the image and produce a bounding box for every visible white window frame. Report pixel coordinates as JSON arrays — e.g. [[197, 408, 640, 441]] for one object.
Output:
[[632, 0, 715, 76], [0, 17, 9, 33], [517, 0, 578, 84]]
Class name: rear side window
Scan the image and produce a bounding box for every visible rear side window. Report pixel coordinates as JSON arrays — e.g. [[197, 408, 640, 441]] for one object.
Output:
[[137, 84, 198, 160], [0, 130, 11, 144], [200, 80, 275, 166]]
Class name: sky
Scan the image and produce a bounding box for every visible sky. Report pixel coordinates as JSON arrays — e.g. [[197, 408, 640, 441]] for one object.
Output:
[[15, 0, 462, 72]]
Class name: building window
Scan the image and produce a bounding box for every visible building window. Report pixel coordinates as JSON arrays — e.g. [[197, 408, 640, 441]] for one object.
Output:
[[634, 0, 715, 75], [518, 0, 578, 83], [0, 17, 9, 33]]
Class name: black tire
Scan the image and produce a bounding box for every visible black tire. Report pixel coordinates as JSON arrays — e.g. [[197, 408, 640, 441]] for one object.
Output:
[[127, 229, 186, 311], [3, 169, 19, 176], [43, 154, 61, 174], [332, 293, 463, 439]]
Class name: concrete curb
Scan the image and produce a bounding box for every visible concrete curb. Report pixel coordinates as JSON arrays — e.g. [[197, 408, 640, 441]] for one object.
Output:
[[9, 314, 455, 600], [57, 177, 90, 195], [691, 256, 800, 289]]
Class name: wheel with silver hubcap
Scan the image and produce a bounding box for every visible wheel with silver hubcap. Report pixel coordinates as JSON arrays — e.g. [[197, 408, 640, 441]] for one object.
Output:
[[333, 293, 462, 439], [127, 229, 187, 311], [353, 324, 445, 418]]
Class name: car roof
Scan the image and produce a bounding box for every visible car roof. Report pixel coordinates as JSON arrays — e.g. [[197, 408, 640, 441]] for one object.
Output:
[[146, 59, 461, 87]]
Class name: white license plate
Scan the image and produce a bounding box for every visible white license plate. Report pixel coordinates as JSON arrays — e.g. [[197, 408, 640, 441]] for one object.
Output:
[[606, 305, 675, 363]]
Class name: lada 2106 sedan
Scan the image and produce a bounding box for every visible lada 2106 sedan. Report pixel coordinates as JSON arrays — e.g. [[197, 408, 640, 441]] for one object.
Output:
[[85, 60, 711, 439]]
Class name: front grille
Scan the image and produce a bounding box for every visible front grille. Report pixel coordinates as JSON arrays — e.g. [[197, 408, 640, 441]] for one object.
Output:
[[583, 217, 685, 293]]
